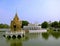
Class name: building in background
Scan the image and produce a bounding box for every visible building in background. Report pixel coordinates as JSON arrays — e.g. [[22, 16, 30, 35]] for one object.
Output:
[[23, 23, 41, 30]]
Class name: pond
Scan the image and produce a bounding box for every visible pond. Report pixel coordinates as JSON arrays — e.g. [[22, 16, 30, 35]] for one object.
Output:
[[0, 31, 60, 46]]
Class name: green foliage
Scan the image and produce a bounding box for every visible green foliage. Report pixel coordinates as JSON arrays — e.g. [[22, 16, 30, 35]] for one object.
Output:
[[22, 21, 29, 28], [42, 32, 49, 40], [51, 21, 58, 28], [58, 21, 60, 28], [41, 21, 49, 28], [0, 24, 9, 28], [51, 32, 60, 39]]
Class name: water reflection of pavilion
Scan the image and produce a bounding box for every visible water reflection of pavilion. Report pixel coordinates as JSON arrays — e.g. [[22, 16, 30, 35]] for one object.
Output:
[[6, 38, 25, 46], [10, 41, 22, 46], [6, 33, 41, 46]]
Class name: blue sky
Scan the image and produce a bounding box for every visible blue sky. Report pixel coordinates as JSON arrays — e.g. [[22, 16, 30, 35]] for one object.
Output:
[[0, 0, 60, 25]]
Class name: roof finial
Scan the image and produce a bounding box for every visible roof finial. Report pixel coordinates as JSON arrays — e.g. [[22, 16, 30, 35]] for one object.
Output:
[[15, 8, 18, 17], [13, 10, 19, 20], [16, 9, 17, 15]]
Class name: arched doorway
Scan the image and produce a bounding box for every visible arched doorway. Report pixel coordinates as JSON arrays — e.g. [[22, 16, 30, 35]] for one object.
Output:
[[13, 25, 16, 31]]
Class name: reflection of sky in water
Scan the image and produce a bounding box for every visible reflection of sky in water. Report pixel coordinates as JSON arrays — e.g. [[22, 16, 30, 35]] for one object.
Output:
[[0, 32, 60, 46]]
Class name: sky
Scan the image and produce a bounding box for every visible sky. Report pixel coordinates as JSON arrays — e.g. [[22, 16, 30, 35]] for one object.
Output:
[[0, 0, 60, 25]]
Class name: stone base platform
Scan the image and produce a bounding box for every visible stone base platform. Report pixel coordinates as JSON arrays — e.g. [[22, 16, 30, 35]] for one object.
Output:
[[3, 31, 25, 39]]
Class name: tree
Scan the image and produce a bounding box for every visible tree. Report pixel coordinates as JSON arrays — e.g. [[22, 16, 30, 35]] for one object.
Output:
[[41, 21, 49, 28], [58, 21, 60, 28], [21, 21, 29, 28], [0, 24, 4, 28], [51, 21, 58, 28], [0, 24, 9, 28]]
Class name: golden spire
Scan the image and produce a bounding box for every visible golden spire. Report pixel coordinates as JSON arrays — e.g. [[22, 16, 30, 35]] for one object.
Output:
[[13, 12, 19, 21]]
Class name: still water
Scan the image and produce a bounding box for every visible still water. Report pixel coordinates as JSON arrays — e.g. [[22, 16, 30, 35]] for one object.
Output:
[[0, 31, 60, 46]]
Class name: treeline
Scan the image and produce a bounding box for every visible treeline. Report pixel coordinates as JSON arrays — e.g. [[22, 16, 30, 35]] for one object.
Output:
[[0, 24, 9, 28], [22, 21, 60, 29], [0, 21, 60, 29], [41, 21, 60, 28]]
